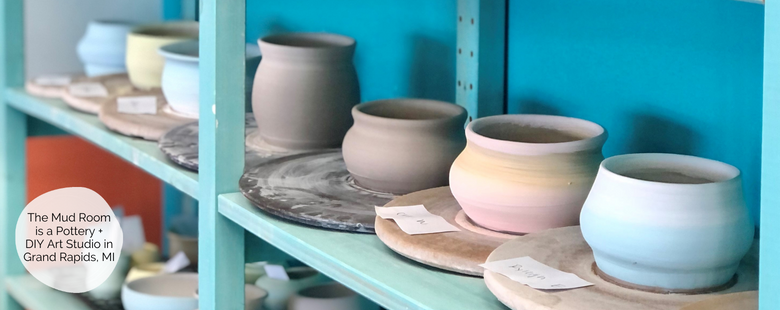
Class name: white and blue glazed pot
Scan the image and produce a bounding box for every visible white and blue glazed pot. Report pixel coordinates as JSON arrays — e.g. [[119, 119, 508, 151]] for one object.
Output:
[[77, 20, 133, 77], [580, 153, 754, 291]]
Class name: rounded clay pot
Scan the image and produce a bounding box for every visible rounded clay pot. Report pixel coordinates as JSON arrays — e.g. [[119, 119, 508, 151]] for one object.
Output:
[[449, 114, 607, 234], [167, 231, 198, 264], [254, 266, 326, 310], [121, 272, 198, 310], [342, 99, 467, 194], [252, 32, 359, 150], [159, 41, 263, 118], [288, 283, 378, 310], [77, 20, 134, 77], [580, 153, 754, 291], [125, 262, 165, 283], [126, 22, 198, 89]]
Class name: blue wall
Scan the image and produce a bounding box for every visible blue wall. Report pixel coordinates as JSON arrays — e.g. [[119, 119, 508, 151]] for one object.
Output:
[[246, 0, 764, 223]]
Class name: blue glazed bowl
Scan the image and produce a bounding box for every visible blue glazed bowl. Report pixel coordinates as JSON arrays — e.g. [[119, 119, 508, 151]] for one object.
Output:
[[76, 20, 134, 77]]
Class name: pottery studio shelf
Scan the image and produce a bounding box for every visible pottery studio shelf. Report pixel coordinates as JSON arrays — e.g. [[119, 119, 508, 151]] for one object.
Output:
[[218, 192, 505, 310], [3, 88, 199, 198], [5, 274, 89, 310]]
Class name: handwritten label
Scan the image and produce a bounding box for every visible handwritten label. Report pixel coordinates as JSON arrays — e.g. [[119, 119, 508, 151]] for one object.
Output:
[[68, 82, 108, 97], [375, 205, 460, 235], [480, 257, 593, 290], [264, 264, 289, 281], [162, 251, 191, 273], [117, 96, 157, 115], [34, 75, 71, 86]]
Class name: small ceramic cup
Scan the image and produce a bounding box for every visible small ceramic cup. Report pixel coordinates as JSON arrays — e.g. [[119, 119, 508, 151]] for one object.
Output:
[[254, 266, 325, 310], [125, 262, 165, 283], [121, 272, 199, 310], [77, 20, 134, 77], [288, 283, 378, 310], [580, 153, 755, 291], [167, 231, 198, 264], [342, 99, 467, 194], [126, 22, 198, 89]]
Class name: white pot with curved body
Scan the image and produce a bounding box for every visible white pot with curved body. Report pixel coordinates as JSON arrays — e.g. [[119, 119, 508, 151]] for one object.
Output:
[[342, 99, 467, 194], [288, 283, 378, 310], [580, 153, 754, 291], [449, 114, 607, 234], [121, 272, 199, 310], [254, 267, 325, 310], [253, 32, 359, 150], [77, 20, 133, 77]]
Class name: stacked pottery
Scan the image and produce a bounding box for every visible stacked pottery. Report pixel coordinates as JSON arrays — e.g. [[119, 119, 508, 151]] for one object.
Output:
[[77, 20, 134, 77], [288, 283, 378, 310], [159, 41, 262, 118], [449, 114, 607, 234], [580, 153, 754, 292], [126, 22, 198, 89], [342, 99, 467, 194], [254, 266, 326, 310], [253, 32, 359, 150]]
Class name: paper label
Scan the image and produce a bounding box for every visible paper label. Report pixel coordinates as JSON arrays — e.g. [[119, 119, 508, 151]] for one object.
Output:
[[264, 264, 289, 281], [117, 96, 157, 115], [34, 75, 71, 86], [163, 251, 191, 273], [480, 257, 593, 290], [120, 215, 145, 254], [68, 82, 108, 97], [375, 205, 460, 235]]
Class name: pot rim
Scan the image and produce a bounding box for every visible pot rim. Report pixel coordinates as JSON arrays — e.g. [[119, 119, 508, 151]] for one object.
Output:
[[295, 283, 356, 300], [466, 114, 607, 155], [158, 41, 262, 63], [88, 20, 136, 29], [598, 153, 741, 187], [129, 21, 199, 40], [259, 32, 355, 50], [352, 98, 467, 128], [124, 272, 199, 299]]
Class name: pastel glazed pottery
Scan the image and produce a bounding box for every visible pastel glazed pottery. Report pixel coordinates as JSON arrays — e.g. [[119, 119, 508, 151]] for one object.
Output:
[[245, 261, 269, 284], [130, 242, 160, 266], [87, 252, 130, 299], [167, 231, 198, 264], [580, 153, 754, 291], [342, 99, 467, 194], [254, 266, 326, 310], [77, 20, 134, 77], [121, 272, 198, 310], [288, 283, 378, 310], [125, 262, 164, 283], [253, 32, 359, 150], [126, 22, 198, 89], [159, 41, 263, 118], [449, 114, 607, 234]]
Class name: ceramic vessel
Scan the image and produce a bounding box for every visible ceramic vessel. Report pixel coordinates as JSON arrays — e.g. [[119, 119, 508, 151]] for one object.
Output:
[[167, 231, 198, 264], [126, 22, 198, 89], [342, 99, 467, 194], [449, 114, 607, 234], [253, 32, 359, 150], [194, 284, 268, 310], [580, 153, 754, 291], [254, 266, 326, 310], [130, 242, 160, 266], [77, 20, 134, 77], [245, 261, 269, 284], [121, 272, 198, 310], [125, 262, 164, 283], [88, 252, 130, 299], [288, 283, 377, 310], [159, 41, 262, 118]]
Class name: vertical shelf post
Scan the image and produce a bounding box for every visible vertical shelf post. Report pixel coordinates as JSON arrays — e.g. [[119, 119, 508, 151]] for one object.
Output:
[[456, 0, 506, 118], [0, 0, 25, 309], [761, 0, 780, 308], [198, 0, 246, 309]]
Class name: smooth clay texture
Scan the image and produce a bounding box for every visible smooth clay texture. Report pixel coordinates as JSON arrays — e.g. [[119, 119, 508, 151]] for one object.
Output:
[[342, 99, 467, 194], [126, 22, 198, 89], [77, 20, 134, 77], [449, 114, 607, 234], [253, 32, 359, 150], [288, 283, 377, 310], [121, 273, 199, 310], [580, 153, 755, 291]]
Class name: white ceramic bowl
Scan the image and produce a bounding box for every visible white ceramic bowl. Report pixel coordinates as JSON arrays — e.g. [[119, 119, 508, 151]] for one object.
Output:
[[121, 272, 199, 310], [194, 284, 268, 310]]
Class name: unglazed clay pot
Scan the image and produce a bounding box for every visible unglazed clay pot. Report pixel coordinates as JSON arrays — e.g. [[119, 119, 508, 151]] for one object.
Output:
[[342, 99, 467, 194], [288, 283, 378, 310], [77, 20, 134, 77], [449, 114, 607, 234], [580, 153, 754, 291], [126, 22, 198, 89], [159, 41, 263, 118], [254, 267, 326, 310], [253, 32, 359, 150]]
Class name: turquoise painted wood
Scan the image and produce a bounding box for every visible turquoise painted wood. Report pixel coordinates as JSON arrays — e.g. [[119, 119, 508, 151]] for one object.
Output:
[[0, 0, 25, 309], [5, 275, 88, 310], [198, 0, 246, 309], [162, 183, 186, 256], [456, 0, 506, 117], [760, 0, 779, 308], [218, 193, 505, 310]]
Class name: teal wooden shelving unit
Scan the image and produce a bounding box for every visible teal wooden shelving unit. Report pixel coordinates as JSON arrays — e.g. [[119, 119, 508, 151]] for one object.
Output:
[[0, 0, 773, 310]]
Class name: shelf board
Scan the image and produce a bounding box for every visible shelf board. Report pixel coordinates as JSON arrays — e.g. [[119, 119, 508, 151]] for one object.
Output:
[[5, 274, 89, 310], [218, 192, 506, 310], [4, 88, 198, 198]]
